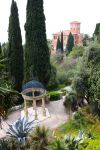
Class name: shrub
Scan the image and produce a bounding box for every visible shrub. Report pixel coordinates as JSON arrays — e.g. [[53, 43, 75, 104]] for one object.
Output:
[[64, 91, 77, 111], [47, 91, 61, 101], [60, 89, 67, 96], [56, 71, 68, 84], [29, 126, 50, 150], [73, 111, 94, 128], [69, 46, 85, 58]]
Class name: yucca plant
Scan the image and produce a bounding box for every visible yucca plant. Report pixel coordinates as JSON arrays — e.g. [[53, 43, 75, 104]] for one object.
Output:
[[29, 126, 50, 150], [48, 137, 67, 150], [65, 130, 84, 150], [7, 117, 34, 145]]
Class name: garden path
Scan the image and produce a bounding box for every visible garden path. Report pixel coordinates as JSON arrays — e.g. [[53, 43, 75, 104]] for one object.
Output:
[[0, 99, 69, 139]]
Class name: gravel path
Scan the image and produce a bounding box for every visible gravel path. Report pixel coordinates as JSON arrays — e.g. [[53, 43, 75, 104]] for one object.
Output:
[[0, 99, 69, 139]]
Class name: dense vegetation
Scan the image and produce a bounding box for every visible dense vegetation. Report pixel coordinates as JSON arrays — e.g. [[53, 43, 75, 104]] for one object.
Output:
[[0, 0, 100, 149]]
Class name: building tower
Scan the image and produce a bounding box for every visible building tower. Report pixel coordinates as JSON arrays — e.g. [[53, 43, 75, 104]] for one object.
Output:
[[70, 21, 80, 34]]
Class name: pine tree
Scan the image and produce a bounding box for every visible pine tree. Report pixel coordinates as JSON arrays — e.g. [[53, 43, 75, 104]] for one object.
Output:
[[56, 36, 61, 51], [61, 31, 63, 52], [8, 0, 23, 92], [67, 32, 74, 53], [25, 0, 51, 85]]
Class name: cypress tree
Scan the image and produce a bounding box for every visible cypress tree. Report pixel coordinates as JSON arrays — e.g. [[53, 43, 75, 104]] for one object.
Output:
[[56, 36, 61, 51], [25, 0, 51, 85], [67, 32, 74, 52], [61, 31, 63, 52], [94, 23, 100, 35], [0, 43, 2, 56], [8, 0, 23, 92]]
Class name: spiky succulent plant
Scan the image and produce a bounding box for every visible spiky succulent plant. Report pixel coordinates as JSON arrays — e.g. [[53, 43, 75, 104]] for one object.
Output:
[[7, 117, 34, 145]]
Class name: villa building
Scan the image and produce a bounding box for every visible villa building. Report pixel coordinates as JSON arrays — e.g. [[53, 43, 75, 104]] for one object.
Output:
[[52, 21, 83, 54]]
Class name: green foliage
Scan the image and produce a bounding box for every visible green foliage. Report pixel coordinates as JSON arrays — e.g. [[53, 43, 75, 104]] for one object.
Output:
[[73, 112, 93, 129], [8, 0, 23, 92], [25, 0, 51, 86], [56, 36, 61, 51], [47, 91, 61, 101], [29, 126, 49, 150], [0, 42, 2, 56], [47, 65, 58, 90], [64, 91, 77, 109], [87, 47, 100, 115], [94, 23, 100, 35], [56, 53, 63, 63], [83, 139, 100, 150], [82, 34, 90, 46], [1, 43, 9, 58], [61, 31, 64, 52], [67, 32, 74, 53], [0, 139, 10, 150], [94, 23, 100, 43], [65, 130, 85, 150], [0, 86, 20, 118], [49, 138, 66, 150], [69, 46, 85, 58]]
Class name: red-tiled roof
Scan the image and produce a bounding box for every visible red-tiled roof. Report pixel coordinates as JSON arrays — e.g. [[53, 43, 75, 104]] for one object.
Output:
[[70, 21, 80, 24], [53, 30, 70, 36], [53, 31, 61, 35]]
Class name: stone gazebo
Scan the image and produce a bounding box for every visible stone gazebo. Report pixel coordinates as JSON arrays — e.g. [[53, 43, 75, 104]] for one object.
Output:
[[21, 80, 48, 121]]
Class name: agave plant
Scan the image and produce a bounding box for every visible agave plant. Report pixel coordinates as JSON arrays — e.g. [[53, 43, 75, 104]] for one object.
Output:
[[7, 117, 34, 145], [65, 130, 84, 150]]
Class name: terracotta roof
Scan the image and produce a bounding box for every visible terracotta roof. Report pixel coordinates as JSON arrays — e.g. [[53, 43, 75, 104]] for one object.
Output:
[[70, 21, 80, 24], [53, 31, 61, 35]]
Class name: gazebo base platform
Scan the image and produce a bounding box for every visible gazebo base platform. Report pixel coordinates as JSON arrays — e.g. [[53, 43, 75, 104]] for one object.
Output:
[[21, 107, 50, 125]]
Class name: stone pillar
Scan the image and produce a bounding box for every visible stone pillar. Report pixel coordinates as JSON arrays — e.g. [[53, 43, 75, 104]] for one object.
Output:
[[32, 91, 35, 110], [24, 99, 28, 117], [42, 97, 46, 116], [34, 99, 38, 120]]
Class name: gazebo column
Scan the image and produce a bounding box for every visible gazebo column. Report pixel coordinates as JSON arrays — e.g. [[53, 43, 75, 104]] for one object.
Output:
[[24, 99, 28, 117], [42, 97, 46, 116], [32, 91, 35, 110], [33, 99, 38, 120]]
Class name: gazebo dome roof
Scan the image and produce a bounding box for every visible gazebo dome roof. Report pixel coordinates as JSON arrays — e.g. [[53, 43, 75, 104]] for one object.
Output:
[[22, 80, 45, 91]]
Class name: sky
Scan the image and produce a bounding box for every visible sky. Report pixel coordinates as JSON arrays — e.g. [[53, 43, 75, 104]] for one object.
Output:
[[0, 0, 100, 44]]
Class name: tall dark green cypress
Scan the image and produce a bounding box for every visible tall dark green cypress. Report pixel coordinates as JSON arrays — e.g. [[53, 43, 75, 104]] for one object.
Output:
[[0, 43, 2, 56], [56, 36, 61, 51], [94, 23, 100, 35], [25, 0, 51, 85], [8, 0, 23, 92], [61, 32, 63, 52], [67, 32, 74, 53]]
